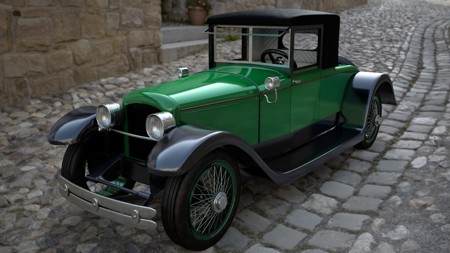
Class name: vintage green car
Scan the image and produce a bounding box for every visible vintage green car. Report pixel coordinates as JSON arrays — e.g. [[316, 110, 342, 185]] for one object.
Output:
[[48, 9, 396, 250]]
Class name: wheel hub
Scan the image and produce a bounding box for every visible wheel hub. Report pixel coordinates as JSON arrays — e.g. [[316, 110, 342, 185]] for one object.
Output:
[[375, 114, 381, 127], [212, 192, 228, 213]]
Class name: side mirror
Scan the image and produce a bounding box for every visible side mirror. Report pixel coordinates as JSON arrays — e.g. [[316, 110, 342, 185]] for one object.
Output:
[[264, 76, 280, 104]]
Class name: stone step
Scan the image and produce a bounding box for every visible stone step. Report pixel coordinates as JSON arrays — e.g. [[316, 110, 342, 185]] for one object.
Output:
[[159, 39, 208, 63], [162, 25, 208, 44]]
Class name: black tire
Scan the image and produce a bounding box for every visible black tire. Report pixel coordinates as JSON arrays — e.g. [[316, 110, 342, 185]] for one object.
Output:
[[338, 56, 356, 67], [61, 143, 135, 196], [355, 94, 382, 149], [162, 150, 241, 251]]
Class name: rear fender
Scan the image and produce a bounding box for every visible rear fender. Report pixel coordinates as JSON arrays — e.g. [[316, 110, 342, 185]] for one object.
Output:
[[341, 72, 396, 129], [48, 106, 97, 145]]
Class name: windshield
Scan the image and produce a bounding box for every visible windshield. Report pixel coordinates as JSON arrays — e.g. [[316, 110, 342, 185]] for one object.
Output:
[[212, 26, 290, 67]]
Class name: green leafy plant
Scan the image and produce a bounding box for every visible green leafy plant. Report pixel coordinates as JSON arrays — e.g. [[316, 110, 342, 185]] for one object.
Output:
[[186, 0, 211, 9]]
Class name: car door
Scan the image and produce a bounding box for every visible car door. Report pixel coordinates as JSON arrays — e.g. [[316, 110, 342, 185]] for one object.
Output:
[[289, 28, 322, 135]]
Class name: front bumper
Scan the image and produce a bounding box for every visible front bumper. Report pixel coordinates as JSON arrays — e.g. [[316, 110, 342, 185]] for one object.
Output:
[[58, 175, 157, 231]]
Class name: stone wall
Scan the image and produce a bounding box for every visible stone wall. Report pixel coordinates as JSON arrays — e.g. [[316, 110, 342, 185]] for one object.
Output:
[[162, 0, 367, 22], [0, 0, 161, 109]]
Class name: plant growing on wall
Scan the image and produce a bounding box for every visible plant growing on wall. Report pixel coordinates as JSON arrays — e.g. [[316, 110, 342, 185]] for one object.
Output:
[[186, 0, 211, 9]]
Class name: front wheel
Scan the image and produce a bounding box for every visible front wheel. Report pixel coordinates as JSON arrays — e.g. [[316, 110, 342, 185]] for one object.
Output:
[[61, 143, 135, 197], [162, 151, 241, 251], [355, 94, 382, 149]]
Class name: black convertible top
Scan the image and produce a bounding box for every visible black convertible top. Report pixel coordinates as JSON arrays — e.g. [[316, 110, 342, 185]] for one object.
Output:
[[207, 9, 340, 69], [206, 9, 339, 27]]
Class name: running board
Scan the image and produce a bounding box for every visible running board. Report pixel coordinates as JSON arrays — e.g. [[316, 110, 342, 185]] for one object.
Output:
[[267, 126, 361, 176]]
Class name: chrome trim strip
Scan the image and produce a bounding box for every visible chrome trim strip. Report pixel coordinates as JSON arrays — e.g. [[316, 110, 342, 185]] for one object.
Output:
[[58, 175, 157, 231], [109, 128, 154, 141]]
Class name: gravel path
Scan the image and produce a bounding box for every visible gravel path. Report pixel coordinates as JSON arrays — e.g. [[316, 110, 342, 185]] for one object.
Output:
[[1, 0, 450, 252]]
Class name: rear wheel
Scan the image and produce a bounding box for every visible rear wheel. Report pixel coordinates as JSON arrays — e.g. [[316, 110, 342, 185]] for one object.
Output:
[[355, 94, 382, 149], [61, 143, 134, 197], [162, 151, 241, 250]]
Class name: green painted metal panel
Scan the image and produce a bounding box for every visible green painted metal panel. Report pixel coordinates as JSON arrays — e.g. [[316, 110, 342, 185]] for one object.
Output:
[[318, 65, 358, 119], [290, 67, 321, 131]]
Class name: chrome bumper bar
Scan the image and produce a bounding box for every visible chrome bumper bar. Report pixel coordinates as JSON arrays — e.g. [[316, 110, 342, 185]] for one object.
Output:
[[58, 175, 157, 231]]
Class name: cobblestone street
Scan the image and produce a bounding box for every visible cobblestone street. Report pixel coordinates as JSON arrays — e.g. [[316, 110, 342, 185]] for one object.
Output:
[[1, 0, 450, 252]]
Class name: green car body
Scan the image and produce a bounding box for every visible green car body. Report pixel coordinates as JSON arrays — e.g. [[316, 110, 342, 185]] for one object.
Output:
[[48, 8, 396, 251]]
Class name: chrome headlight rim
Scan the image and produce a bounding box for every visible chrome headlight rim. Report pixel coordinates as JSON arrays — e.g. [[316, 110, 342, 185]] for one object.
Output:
[[96, 103, 122, 130], [145, 112, 176, 141]]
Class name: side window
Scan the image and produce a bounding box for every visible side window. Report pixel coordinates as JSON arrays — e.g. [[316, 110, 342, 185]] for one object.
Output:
[[283, 29, 320, 68]]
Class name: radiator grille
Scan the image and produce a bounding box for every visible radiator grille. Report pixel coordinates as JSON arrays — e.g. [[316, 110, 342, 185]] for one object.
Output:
[[125, 104, 158, 161]]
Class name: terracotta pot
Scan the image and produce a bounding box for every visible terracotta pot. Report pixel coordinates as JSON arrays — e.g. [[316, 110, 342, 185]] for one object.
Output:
[[188, 7, 208, 25]]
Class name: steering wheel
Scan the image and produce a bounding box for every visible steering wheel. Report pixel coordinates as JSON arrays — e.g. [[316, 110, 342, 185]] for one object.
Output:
[[260, 49, 297, 68]]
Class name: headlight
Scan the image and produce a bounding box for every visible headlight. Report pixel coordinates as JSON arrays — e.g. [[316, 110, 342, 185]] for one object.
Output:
[[145, 112, 176, 140], [96, 103, 122, 130]]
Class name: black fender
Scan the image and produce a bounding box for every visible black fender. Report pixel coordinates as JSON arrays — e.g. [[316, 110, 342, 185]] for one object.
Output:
[[341, 72, 397, 129], [147, 125, 282, 180], [48, 106, 97, 145]]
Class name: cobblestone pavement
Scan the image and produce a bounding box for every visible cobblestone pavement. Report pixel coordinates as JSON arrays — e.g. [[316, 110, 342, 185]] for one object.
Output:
[[1, 0, 450, 252]]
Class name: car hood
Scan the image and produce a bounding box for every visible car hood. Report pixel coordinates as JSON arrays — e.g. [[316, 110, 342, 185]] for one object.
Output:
[[122, 64, 289, 112]]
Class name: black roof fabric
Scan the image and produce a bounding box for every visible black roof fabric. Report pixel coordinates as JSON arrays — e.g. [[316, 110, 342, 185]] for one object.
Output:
[[206, 9, 339, 27]]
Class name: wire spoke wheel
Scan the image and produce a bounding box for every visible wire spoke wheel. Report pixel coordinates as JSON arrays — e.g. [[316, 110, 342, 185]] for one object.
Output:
[[356, 94, 382, 149], [162, 151, 240, 251], [189, 162, 236, 237]]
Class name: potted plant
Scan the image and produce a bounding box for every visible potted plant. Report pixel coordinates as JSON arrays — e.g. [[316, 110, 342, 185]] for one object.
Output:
[[187, 0, 210, 25]]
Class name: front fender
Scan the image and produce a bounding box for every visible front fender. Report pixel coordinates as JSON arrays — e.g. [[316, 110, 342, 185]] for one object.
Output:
[[48, 106, 97, 145], [341, 72, 397, 128], [147, 125, 276, 178]]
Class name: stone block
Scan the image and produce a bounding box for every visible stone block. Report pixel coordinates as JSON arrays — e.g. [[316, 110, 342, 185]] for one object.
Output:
[[128, 30, 153, 48], [332, 170, 362, 187], [308, 230, 355, 251], [128, 47, 142, 70], [112, 36, 127, 54], [121, 7, 144, 27], [47, 49, 73, 72], [16, 17, 51, 52], [29, 74, 61, 97], [106, 12, 120, 34], [87, 0, 108, 8], [320, 181, 355, 200], [59, 0, 84, 7], [74, 64, 98, 83], [143, 3, 161, 28], [92, 39, 114, 65], [342, 196, 382, 212], [71, 39, 92, 64], [359, 184, 391, 199], [286, 209, 322, 231], [81, 13, 105, 38], [20, 8, 51, 17], [216, 227, 249, 251], [2, 0, 26, 6], [264, 224, 306, 250], [0, 9, 11, 54], [121, 0, 143, 8], [328, 213, 370, 231], [4, 78, 30, 104], [27, 0, 57, 6], [52, 11, 81, 43], [109, 0, 120, 9], [113, 54, 130, 74], [236, 209, 271, 234], [3, 53, 46, 77], [142, 49, 159, 67]]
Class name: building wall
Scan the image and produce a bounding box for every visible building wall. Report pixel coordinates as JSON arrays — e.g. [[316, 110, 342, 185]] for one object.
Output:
[[162, 0, 367, 22], [0, 0, 161, 109]]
